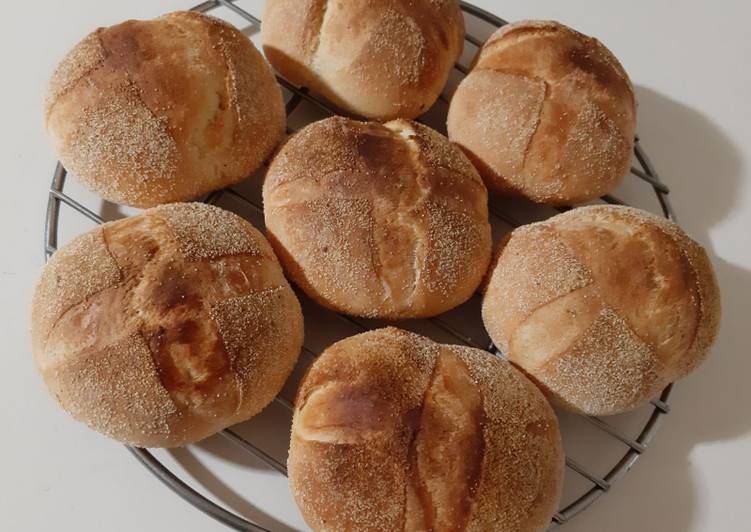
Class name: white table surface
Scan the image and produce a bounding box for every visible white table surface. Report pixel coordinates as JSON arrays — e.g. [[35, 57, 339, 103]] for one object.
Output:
[[2, 1, 749, 531]]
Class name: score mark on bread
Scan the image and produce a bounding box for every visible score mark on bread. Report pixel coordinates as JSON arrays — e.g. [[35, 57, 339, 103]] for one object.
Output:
[[404, 350, 485, 531], [31, 203, 304, 447], [262, 0, 465, 119], [447, 20, 637, 205], [44, 11, 286, 207], [288, 328, 564, 532], [482, 205, 721, 415], [263, 116, 492, 319]]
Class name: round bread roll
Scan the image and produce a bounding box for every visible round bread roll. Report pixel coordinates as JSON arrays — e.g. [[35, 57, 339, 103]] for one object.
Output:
[[447, 20, 637, 205], [261, 0, 464, 119], [31, 203, 303, 447], [44, 11, 285, 208], [263, 116, 492, 319], [289, 327, 564, 532], [482, 205, 721, 416]]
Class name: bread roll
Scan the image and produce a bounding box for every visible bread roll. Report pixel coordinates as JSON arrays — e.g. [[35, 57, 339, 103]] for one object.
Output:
[[447, 20, 636, 205], [44, 11, 285, 208], [483, 205, 721, 415], [289, 327, 564, 531], [31, 203, 303, 447], [263, 116, 491, 319], [261, 0, 464, 119]]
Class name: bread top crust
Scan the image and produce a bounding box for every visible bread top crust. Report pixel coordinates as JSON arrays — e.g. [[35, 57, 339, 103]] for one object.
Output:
[[31, 203, 303, 446], [262, 0, 464, 119], [263, 117, 491, 319], [289, 327, 564, 532], [447, 20, 637, 204], [45, 11, 285, 207], [482, 205, 720, 414]]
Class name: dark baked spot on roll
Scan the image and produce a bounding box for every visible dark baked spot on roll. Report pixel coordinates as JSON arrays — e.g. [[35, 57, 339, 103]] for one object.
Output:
[[149, 265, 199, 314], [355, 129, 407, 171], [435, 24, 449, 49], [143, 317, 234, 410], [567, 45, 617, 89], [99, 21, 148, 67]]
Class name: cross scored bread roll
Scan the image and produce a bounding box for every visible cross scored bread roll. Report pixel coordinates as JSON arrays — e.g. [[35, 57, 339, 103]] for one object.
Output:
[[483, 205, 721, 416], [289, 327, 564, 532], [31, 203, 303, 447], [447, 20, 637, 205], [263, 116, 491, 319], [44, 11, 285, 208], [261, 0, 464, 119]]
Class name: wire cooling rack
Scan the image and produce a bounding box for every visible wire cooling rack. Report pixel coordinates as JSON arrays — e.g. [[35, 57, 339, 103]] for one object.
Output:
[[43, 1, 677, 530]]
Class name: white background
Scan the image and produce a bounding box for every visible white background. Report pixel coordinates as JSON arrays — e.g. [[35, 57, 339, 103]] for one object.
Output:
[[1, 1, 749, 531]]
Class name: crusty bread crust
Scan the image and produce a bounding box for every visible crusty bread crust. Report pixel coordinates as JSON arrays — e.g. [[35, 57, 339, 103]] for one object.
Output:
[[263, 116, 492, 319], [289, 327, 564, 531], [31, 203, 304, 447], [45, 11, 285, 207], [482, 205, 721, 415], [262, 0, 464, 119], [447, 20, 637, 205]]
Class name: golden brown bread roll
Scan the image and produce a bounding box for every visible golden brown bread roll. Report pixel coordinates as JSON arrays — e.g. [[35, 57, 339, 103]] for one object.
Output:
[[44, 11, 285, 208], [31, 203, 303, 447], [261, 0, 464, 119], [447, 20, 637, 205], [483, 205, 721, 415], [289, 327, 564, 531], [263, 116, 492, 319]]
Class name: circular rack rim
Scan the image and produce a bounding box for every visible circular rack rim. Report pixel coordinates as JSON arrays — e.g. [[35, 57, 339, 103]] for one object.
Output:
[[43, 0, 676, 530]]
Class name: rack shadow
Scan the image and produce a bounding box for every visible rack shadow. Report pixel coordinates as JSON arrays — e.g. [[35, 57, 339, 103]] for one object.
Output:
[[569, 85, 747, 532], [169, 446, 299, 532]]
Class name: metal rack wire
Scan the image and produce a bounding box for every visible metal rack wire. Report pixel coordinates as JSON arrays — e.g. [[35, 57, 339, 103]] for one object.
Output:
[[43, 1, 676, 530]]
